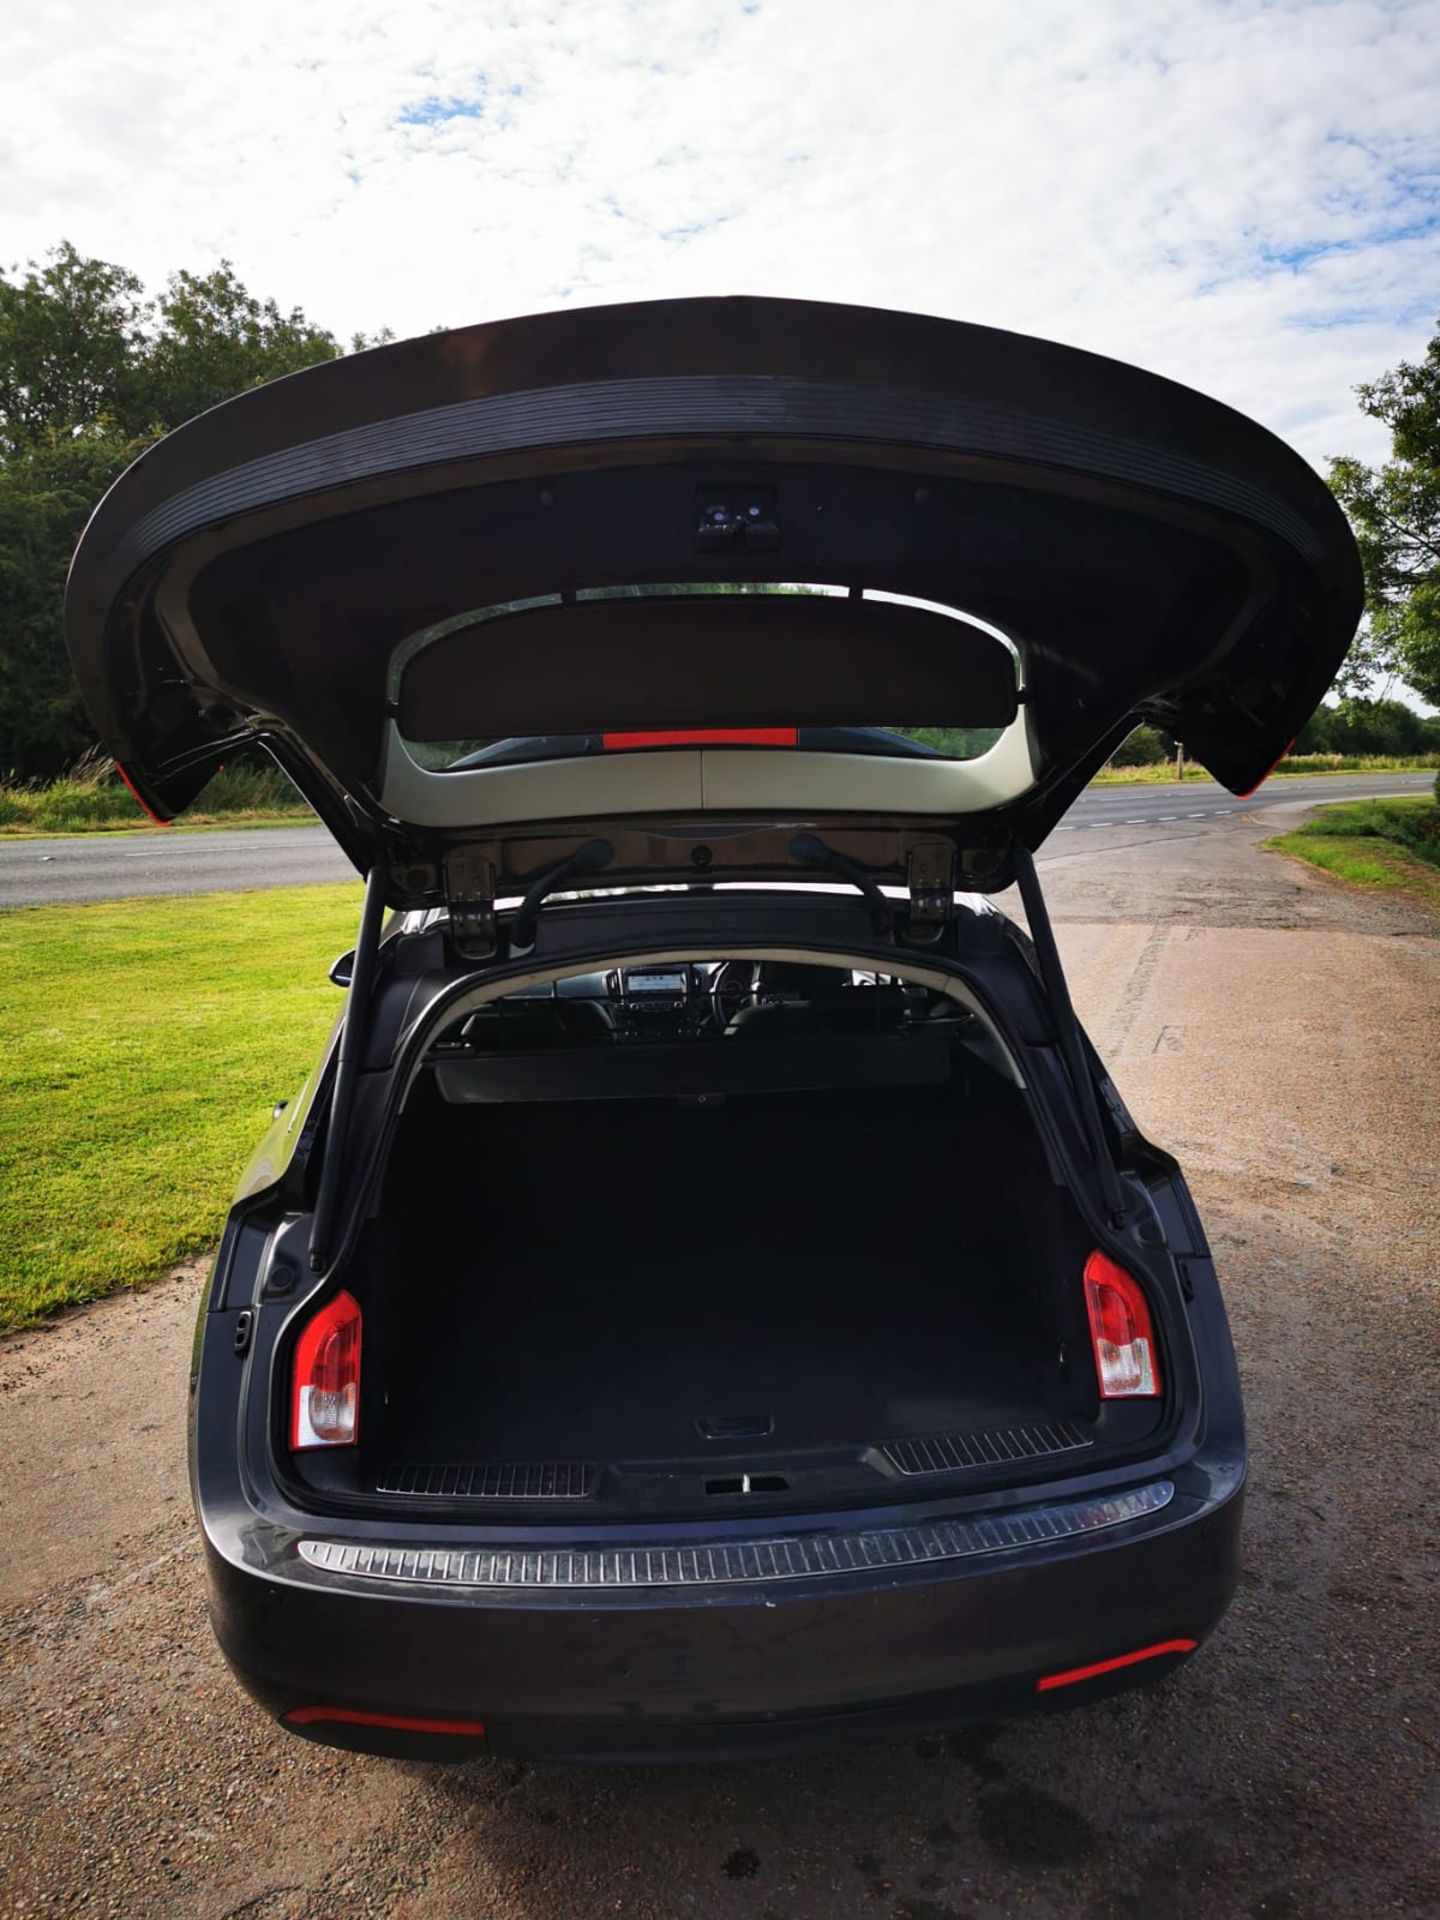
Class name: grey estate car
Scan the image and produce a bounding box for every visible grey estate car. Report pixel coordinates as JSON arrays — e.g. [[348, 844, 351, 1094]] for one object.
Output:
[[65, 297, 1360, 1760]]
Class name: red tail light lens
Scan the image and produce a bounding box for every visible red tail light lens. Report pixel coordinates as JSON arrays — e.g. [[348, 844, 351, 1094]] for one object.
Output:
[[1083, 1251, 1161, 1398], [291, 1291, 362, 1448]]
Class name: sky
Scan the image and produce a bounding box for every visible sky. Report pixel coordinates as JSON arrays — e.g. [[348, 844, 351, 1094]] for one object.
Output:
[[3, 0, 1439, 476]]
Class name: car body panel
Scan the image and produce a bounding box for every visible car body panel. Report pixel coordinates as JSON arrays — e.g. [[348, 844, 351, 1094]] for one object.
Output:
[[200, 1466, 1242, 1761], [61, 296, 1278, 1758], [373, 716, 1042, 831], [192, 1202, 1243, 1759], [183, 889, 1246, 1759]]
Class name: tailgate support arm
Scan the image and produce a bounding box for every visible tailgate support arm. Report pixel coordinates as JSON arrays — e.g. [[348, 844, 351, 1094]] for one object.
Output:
[[310, 867, 388, 1272], [1012, 846, 1127, 1226]]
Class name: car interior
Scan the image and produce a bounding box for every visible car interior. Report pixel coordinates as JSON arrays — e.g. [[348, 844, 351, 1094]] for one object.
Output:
[[290, 957, 1166, 1520], [444, 958, 1018, 1044]]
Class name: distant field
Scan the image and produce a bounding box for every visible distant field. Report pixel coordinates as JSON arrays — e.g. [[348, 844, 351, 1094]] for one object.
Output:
[[0, 883, 357, 1330], [1092, 753, 1440, 786], [1267, 796, 1440, 910]]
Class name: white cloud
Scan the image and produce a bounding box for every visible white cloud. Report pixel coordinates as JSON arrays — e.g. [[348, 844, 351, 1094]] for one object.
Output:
[[2, 0, 1438, 465]]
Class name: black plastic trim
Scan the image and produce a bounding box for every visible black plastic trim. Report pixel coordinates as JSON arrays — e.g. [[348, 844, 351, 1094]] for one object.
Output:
[[91, 374, 1327, 606]]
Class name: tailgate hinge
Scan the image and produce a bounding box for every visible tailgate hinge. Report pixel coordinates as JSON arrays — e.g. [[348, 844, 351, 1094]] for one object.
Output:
[[905, 843, 956, 940], [444, 852, 498, 960]]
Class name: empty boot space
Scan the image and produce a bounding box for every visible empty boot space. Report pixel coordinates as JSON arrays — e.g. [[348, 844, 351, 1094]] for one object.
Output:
[[361, 1076, 1093, 1485]]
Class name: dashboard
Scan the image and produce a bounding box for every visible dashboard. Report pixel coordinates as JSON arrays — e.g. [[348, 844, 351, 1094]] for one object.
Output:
[[450, 963, 947, 1054], [606, 961, 755, 1035], [480, 961, 763, 1038]]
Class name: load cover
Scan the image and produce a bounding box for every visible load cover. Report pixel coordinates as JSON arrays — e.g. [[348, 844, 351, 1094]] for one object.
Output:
[[66, 296, 1361, 884]]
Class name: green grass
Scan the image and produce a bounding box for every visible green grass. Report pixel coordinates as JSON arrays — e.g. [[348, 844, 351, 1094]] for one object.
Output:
[[0, 762, 313, 835], [1093, 753, 1440, 786], [0, 808, 311, 835], [1092, 763, 1215, 785], [1272, 753, 1440, 775], [0, 883, 359, 1331], [1266, 797, 1440, 910], [3, 751, 1436, 832]]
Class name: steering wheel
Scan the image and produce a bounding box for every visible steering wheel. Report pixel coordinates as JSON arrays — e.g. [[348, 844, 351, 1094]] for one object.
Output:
[[710, 960, 756, 1029]]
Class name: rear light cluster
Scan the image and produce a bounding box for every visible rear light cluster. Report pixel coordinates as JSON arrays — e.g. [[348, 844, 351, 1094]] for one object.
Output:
[[286, 1258, 1157, 1451], [1083, 1250, 1161, 1398], [291, 1290, 362, 1449]]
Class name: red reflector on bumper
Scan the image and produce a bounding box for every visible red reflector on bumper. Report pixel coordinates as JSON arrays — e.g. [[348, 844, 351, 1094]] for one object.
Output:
[[284, 1705, 487, 1736], [1233, 736, 1296, 799], [114, 761, 172, 825], [1035, 1637, 1198, 1692], [602, 727, 798, 749]]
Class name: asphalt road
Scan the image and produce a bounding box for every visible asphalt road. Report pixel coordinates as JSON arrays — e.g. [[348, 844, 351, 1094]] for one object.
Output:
[[2, 787, 1437, 1918], [0, 819, 355, 907], [0, 772, 1432, 907]]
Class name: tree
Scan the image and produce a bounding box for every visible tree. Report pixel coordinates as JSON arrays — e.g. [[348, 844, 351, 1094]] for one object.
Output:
[[1107, 723, 1170, 767], [0, 243, 149, 457], [1294, 705, 1334, 752], [141, 264, 344, 428], [1328, 696, 1429, 755], [1295, 697, 1440, 756], [1329, 320, 1440, 709], [0, 244, 375, 779], [0, 426, 149, 776]]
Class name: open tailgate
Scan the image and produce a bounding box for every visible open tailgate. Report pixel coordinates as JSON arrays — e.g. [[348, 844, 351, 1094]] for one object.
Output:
[[66, 295, 1361, 892]]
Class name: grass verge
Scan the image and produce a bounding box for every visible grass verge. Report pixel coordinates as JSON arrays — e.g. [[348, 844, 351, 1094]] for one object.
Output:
[[0, 883, 359, 1332], [0, 763, 312, 835], [3, 753, 1436, 832], [0, 809, 313, 835], [1266, 797, 1440, 911], [1092, 754, 1440, 787]]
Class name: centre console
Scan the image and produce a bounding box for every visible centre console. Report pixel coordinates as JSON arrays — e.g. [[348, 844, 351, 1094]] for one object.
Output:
[[608, 964, 711, 1037]]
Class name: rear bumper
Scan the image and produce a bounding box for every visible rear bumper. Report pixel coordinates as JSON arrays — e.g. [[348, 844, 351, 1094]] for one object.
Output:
[[201, 1461, 1243, 1761]]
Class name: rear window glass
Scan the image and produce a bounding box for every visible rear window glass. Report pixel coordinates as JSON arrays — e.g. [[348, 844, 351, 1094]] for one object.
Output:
[[390, 585, 1016, 772]]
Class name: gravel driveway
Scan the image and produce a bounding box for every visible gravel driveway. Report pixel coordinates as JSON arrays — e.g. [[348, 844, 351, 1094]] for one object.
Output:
[[1, 805, 1436, 1918]]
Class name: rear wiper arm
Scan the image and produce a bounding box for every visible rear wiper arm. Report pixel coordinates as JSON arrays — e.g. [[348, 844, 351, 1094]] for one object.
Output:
[[790, 833, 894, 934], [509, 838, 614, 952]]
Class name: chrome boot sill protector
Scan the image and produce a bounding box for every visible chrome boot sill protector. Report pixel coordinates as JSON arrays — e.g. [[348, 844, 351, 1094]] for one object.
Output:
[[296, 1481, 1173, 1590], [882, 1420, 1091, 1477], [375, 1460, 596, 1499], [372, 1423, 1090, 1505]]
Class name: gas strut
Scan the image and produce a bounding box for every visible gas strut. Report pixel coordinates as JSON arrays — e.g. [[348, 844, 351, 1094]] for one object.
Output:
[[1011, 844, 1127, 1227], [309, 866, 388, 1273], [790, 833, 895, 934], [509, 838, 614, 952]]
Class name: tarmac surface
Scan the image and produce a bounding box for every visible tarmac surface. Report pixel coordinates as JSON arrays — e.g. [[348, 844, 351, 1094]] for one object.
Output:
[[0, 771, 1432, 906]]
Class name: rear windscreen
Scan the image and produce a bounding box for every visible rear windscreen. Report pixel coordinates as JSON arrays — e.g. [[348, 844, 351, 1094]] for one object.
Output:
[[392, 585, 1017, 771]]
